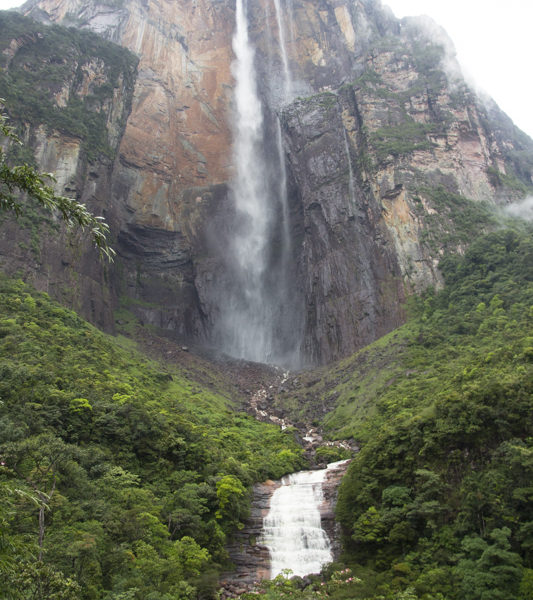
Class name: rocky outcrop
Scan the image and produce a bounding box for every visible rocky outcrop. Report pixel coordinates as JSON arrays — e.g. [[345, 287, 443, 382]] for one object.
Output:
[[282, 92, 406, 364], [275, 11, 533, 362], [319, 459, 351, 558], [222, 479, 279, 589], [5, 0, 533, 364]]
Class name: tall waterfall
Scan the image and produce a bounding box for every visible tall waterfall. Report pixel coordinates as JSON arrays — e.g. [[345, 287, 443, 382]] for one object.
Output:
[[273, 0, 292, 280], [216, 0, 273, 362], [275, 119, 291, 269], [262, 466, 334, 577], [343, 128, 357, 211], [273, 0, 292, 101], [214, 0, 302, 366]]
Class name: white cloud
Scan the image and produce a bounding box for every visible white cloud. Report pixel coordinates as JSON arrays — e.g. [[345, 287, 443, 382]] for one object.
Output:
[[0, 0, 22, 9], [504, 197, 533, 221]]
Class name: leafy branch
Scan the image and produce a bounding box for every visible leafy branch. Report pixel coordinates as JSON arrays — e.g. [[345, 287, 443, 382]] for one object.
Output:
[[0, 101, 115, 261]]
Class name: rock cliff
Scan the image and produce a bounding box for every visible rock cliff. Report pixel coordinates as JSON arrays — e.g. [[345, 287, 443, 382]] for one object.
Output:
[[0, 11, 137, 330], [3, 0, 532, 364], [222, 479, 278, 590]]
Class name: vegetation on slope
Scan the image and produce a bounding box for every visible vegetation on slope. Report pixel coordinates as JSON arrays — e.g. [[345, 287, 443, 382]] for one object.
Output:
[[0, 275, 305, 600], [0, 104, 115, 259], [0, 11, 138, 161], [334, 227, 533, 599], [265, 226, 533, 599]]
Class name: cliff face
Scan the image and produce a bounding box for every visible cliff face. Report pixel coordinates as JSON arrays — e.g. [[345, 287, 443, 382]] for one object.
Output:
[[7, 0, 533, 364], [0, 12, 137, 330]]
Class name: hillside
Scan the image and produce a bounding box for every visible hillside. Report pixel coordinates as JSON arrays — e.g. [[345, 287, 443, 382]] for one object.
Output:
[[0, 276, 305, 599], [266, 225, 533, 598]]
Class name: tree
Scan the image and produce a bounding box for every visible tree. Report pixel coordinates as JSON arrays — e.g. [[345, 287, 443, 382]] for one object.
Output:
[[1, 433, 79, 561], [8, 561, 81, 600], [0, 101, 114, 261], [215, 474, 248, 528], [0, 478, 40, 597], [455, 528, 523, 600]]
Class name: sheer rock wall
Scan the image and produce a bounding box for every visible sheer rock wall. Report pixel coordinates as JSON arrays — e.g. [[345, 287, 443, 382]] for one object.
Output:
[[4, 0, 532, 363]]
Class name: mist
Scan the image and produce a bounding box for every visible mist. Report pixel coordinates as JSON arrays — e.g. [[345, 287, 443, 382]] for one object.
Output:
[[504, 197, 533, 222], [384, 0, 533, 139]]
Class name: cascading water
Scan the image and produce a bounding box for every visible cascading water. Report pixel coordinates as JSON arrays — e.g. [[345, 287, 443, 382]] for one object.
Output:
[[262, 464, 336, 577], [343, 128, 357, 212], [287, 0, 295, 48], [275, 119, 291, 266], [214, 0, 303, 366], [273, 0, 292, 278], [216, 0, 273, 362], [273, 0, 292, 101]]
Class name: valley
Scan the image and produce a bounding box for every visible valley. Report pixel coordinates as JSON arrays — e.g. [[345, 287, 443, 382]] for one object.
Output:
[[0, 0, 532, 598]]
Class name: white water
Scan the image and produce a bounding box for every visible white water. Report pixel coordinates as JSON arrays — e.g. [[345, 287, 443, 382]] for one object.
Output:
[[272, 0, 294, 350], [262, 463, 341, 578], [273, 0, 292, 101], [287, 0, 295, 47], [343, 128, 357, 212], [217, 0, 273, 362], [275, 118, 291, 275], [273, 0, 292, 272], [212, 0, 305, 366]]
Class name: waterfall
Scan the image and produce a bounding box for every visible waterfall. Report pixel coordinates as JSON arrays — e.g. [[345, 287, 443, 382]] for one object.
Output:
[[343, 128, 357, 214], [287, 0, 295, 48], [275, 118, 291, 282], [271, 0, 298, 366], [212, 0, 303, 367], [262, 463, 342, 577], [273, 0, 292, 101], [273, 0, 292, 274], [215, 0, 273, 362]]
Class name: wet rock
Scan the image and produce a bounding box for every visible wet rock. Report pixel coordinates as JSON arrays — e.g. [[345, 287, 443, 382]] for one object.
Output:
[[222, 479, 280, 586], [319, 460, 352, 558]]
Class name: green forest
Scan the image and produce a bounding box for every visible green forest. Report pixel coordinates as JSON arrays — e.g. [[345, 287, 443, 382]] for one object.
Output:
[[256, 226, 533, 599], [0, 276, 305, 599], [334, 228, 533, 599]]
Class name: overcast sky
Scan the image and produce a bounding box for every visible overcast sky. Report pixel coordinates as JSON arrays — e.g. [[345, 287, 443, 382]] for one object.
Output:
[[0, 0, 532, 138], [383, 0, 533, 138]]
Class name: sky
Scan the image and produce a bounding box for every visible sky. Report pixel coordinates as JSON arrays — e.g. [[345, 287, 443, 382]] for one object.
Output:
[[0, 0, 532, 138], [383, 0, 533, 138]]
